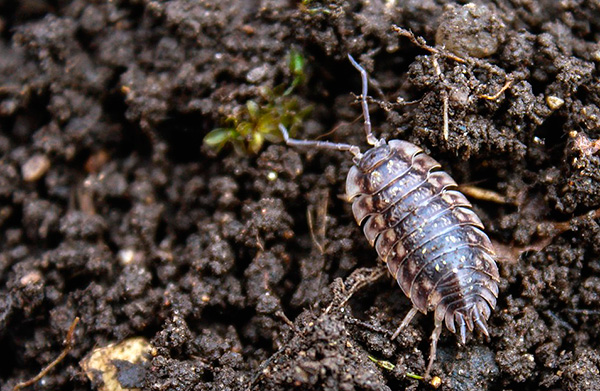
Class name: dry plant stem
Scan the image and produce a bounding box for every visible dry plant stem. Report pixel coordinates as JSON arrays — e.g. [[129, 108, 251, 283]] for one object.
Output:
[[494, 207, 600, 264], [392, 25, 466, 64], [479, 79, 513, 100], [442, 92, 449, 141], [393, 24, 506, 76], [338, 267, 387, 308], [307, 189, 329, 254], [458, 185, 513, 204], [275, 310, 298, 333], [551, 207, 600, 233], [13, 317, 80, 391], [325, 266, 388, 314], [430, 56, 449, 141], [394, 25, 514, 139]]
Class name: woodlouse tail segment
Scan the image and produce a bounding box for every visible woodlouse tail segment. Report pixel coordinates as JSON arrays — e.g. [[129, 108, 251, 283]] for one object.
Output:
[[444, 298, 493, 344], [455, 312, 468, 345], [278, 124, 362, 157], [472, 299, 493, 339]]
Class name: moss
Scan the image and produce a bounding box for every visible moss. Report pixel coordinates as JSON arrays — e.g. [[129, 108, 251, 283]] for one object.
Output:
[[204, 50, 311, 155]]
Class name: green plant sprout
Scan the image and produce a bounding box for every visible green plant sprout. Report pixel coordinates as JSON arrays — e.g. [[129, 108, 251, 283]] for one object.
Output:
[[367, 355, 425, 381], [367, 355, 396, 371], [204, 50, 311, 155]]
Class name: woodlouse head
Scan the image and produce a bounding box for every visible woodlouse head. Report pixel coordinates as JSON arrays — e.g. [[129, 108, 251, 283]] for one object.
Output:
[[356, 143, 391, 171]]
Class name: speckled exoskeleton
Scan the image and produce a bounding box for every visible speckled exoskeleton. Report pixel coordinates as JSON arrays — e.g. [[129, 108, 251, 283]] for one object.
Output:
[[279, 55, 500, 377]]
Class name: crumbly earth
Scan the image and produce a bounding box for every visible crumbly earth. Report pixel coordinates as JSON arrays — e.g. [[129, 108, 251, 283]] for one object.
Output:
[[1, 1, 600, 390]]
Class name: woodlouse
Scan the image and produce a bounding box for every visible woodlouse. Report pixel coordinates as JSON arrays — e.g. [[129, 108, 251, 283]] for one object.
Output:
[[279, 55, 500, 377]]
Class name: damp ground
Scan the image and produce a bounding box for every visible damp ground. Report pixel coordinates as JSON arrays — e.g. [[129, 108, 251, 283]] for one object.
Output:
[[1, 1, 600, 390]]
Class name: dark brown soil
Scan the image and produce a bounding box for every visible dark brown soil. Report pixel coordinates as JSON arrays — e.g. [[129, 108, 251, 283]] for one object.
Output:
[[2, 1, 600, 390]]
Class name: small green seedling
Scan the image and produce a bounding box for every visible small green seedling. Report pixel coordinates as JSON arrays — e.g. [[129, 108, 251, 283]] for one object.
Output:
[[367, 355, 425, 381], [284, 49, 306, 96], [204, 50, 311, 155], [367, 355, 396, 371]]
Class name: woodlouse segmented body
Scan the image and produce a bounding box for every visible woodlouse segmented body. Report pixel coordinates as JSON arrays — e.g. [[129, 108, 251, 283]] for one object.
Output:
[[346, 139, 500, 348], [279, 55, 500, 377]]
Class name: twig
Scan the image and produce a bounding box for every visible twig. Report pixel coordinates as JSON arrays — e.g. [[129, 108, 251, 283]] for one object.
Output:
[[430, 56, 450, 141], [478, 79, 513, 100], [307, 189, 329, 254], [442, 90, 449, 141], [13, 317, 80, 391], [325, 266, 387, 314], [550, 207, 600, 233], [275, 310, 299, 333], [458, 185, 513, 205], [392, 25, 466, 64]]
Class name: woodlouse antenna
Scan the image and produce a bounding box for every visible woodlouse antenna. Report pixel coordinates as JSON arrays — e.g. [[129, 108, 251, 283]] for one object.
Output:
[[347, 54, 380, 146], [278, 124, 362, 157]]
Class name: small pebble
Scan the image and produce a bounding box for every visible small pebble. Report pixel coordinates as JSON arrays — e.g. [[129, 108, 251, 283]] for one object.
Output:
[[546, 95, 564, 110], [20, 271, 43, 286], [22, 154, 51, 182], [267, 171, 278, 181], [430, 376, 442, 388]]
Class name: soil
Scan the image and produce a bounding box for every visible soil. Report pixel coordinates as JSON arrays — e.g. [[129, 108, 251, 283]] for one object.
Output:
[[1, 1, 600, 390]]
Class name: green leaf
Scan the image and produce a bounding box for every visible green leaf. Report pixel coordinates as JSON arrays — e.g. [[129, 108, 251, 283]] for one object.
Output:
[[247, 100, 259, 121], [256, 112, 277, 134], [248, 132, 264, 154], [203, 128, 234, 151], [237, 121, 254, 137], [232, 139, 247, 156], [288, 49, 305, 75]]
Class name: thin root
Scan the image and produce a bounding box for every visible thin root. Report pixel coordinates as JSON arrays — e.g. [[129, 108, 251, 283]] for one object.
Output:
[[392, 25, 466, 64], [442, 91, 449, 141], [325, 265, 387, 314], [493, 207, 600, 264], [275, 310, 299, 333], [307, 189, 329, 254], [458, 185, 513, 205], [13, 317, 80, 391], [430, 56, 450, 141], [478, 79, 513, 100]]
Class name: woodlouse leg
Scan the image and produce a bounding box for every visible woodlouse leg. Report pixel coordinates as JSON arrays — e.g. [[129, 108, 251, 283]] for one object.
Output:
[[391, 306, 419, 340], [425, 319, 443, 379], [347, 54, 381, 147], [455, 312, 468, 345], [278, 124, 362, 157]]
